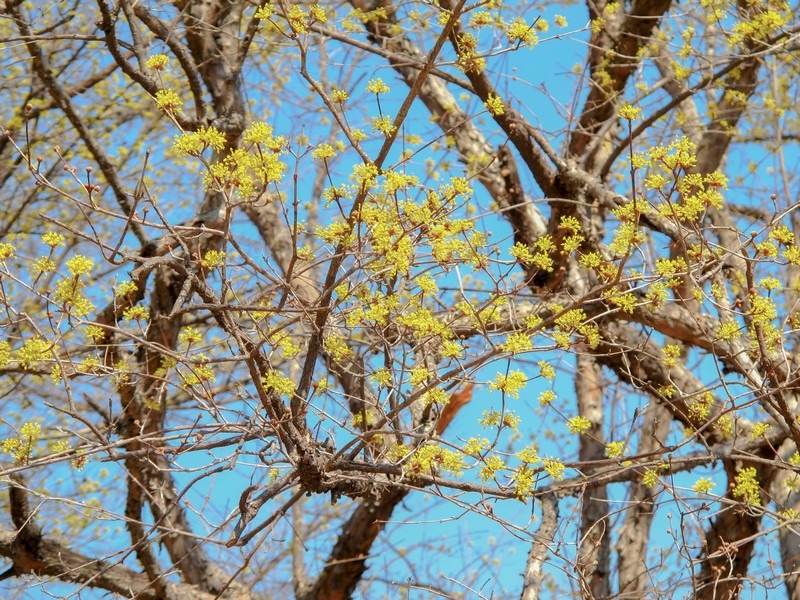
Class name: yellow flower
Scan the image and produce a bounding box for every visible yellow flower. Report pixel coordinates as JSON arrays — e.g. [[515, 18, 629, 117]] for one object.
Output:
[[145, 54, 169, 70], [3, 422, 42, 464], [387, 443, 409, 461], [421, 388, 449, 406], [732, 467, 761, 505], [605, 441, 625, 459], [331, 88, 349, 103], [750, 422, 771, 439], [642, 469, 659, 488], [183, 356, 216, 386], [693, 477, 715, 494], [501, 332, 532, 354], [516, 445, 540, 464], [567, 416, 592, 434], [371, 369, 392, 386], [469, 11, 493, 28], [323, 335, 353, 362], [506, 17, 538, 47], [85, 325, 105, 342], [254, 5, 272, 20], [16, 337, 51, 369], [155, 89, 183, 112], [480, 455, 506, 482], [312, 144, 336, 161], [538, 390, 555, 406], [0, 341, 10, 367], [309, 4, 326, 22], [463, 437, 489, 456], [618, 102, 642, 121], [440, 340, 463, 359], [409, 366, 430, 387], [371, 115, 396, 136], [31, 256, 55, 274], [263, 369, 295, 397], [179, 327, 203, 346], [42, 231, 65, 247], [123, 306, 149, 322], [200, 250, 225, 269], [173, 126, 226, 155], [488, 370, 527, 398], [538, 361, 555, 380], [543, 458, 565, 480], [662, 344, 681, 368], [366, 78, 390, 94], [244, 122, 279, 146], [115, 280, 138, 297], [484, 94, 505, 116]]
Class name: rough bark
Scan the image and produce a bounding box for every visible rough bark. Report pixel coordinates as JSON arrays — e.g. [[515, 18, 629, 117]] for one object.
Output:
[[569, 0, 673, 163], [299, 488, 407, 600], [520, 496, 560, 600], [695, 457, 775, 600], [773, 466, 800, 600], [575, 353, 610, 599]]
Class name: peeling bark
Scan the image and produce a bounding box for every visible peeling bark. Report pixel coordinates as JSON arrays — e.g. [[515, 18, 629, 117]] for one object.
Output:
[[575, 354, 610, 599], [520, 496, 559, 600]]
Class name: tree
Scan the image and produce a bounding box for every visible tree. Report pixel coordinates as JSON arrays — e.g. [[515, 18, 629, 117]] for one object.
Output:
[[1, 0, 800, 597]]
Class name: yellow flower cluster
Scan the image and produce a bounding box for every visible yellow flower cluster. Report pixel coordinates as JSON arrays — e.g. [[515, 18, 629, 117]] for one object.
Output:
[[200, 250, 226, 269], [464, 437, 489, 456], [123, 306, 149, 322], [480, 455, 505, 482], [732, 467, 761, 505], [366, 78, 390, 94], [186, 123, 287, 198], [688, 391, 713, 421], [567, 416, 592, 435], [506, 17, 538, 47], [145, 54, 169, 70], [662, 343, 681, 368], [501, 332, 532, 354], [750, 422, 771, 439], [179, 327, 203, 346], [605, 441, 626, 459], [538, 389, 555, 406], [552, 308, 601, 349], [115, 280, 138, 298], [618, 102, 642, 121], [484, 94, 505, 116], [730, 6, 789, 46], [2, 422, 41, 464], [66, 255, 93, 276], [404, 444, 465, 478], [17, 337, 51, 369], [42, 231, 65, 247], [183, 356, 216, 386], [479, 409, 521, 432], [155, 89, 182, 112], [543, 457, 565, 480], [173, 126, 226, 156], [488, 370, 527, 398], [693, 477, 715, 494], [263, 369, 295, 397], [324, 335, 353, 362]]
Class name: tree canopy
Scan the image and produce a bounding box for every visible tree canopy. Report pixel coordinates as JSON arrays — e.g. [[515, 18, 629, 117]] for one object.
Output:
[[2, 0, 800, 597]]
